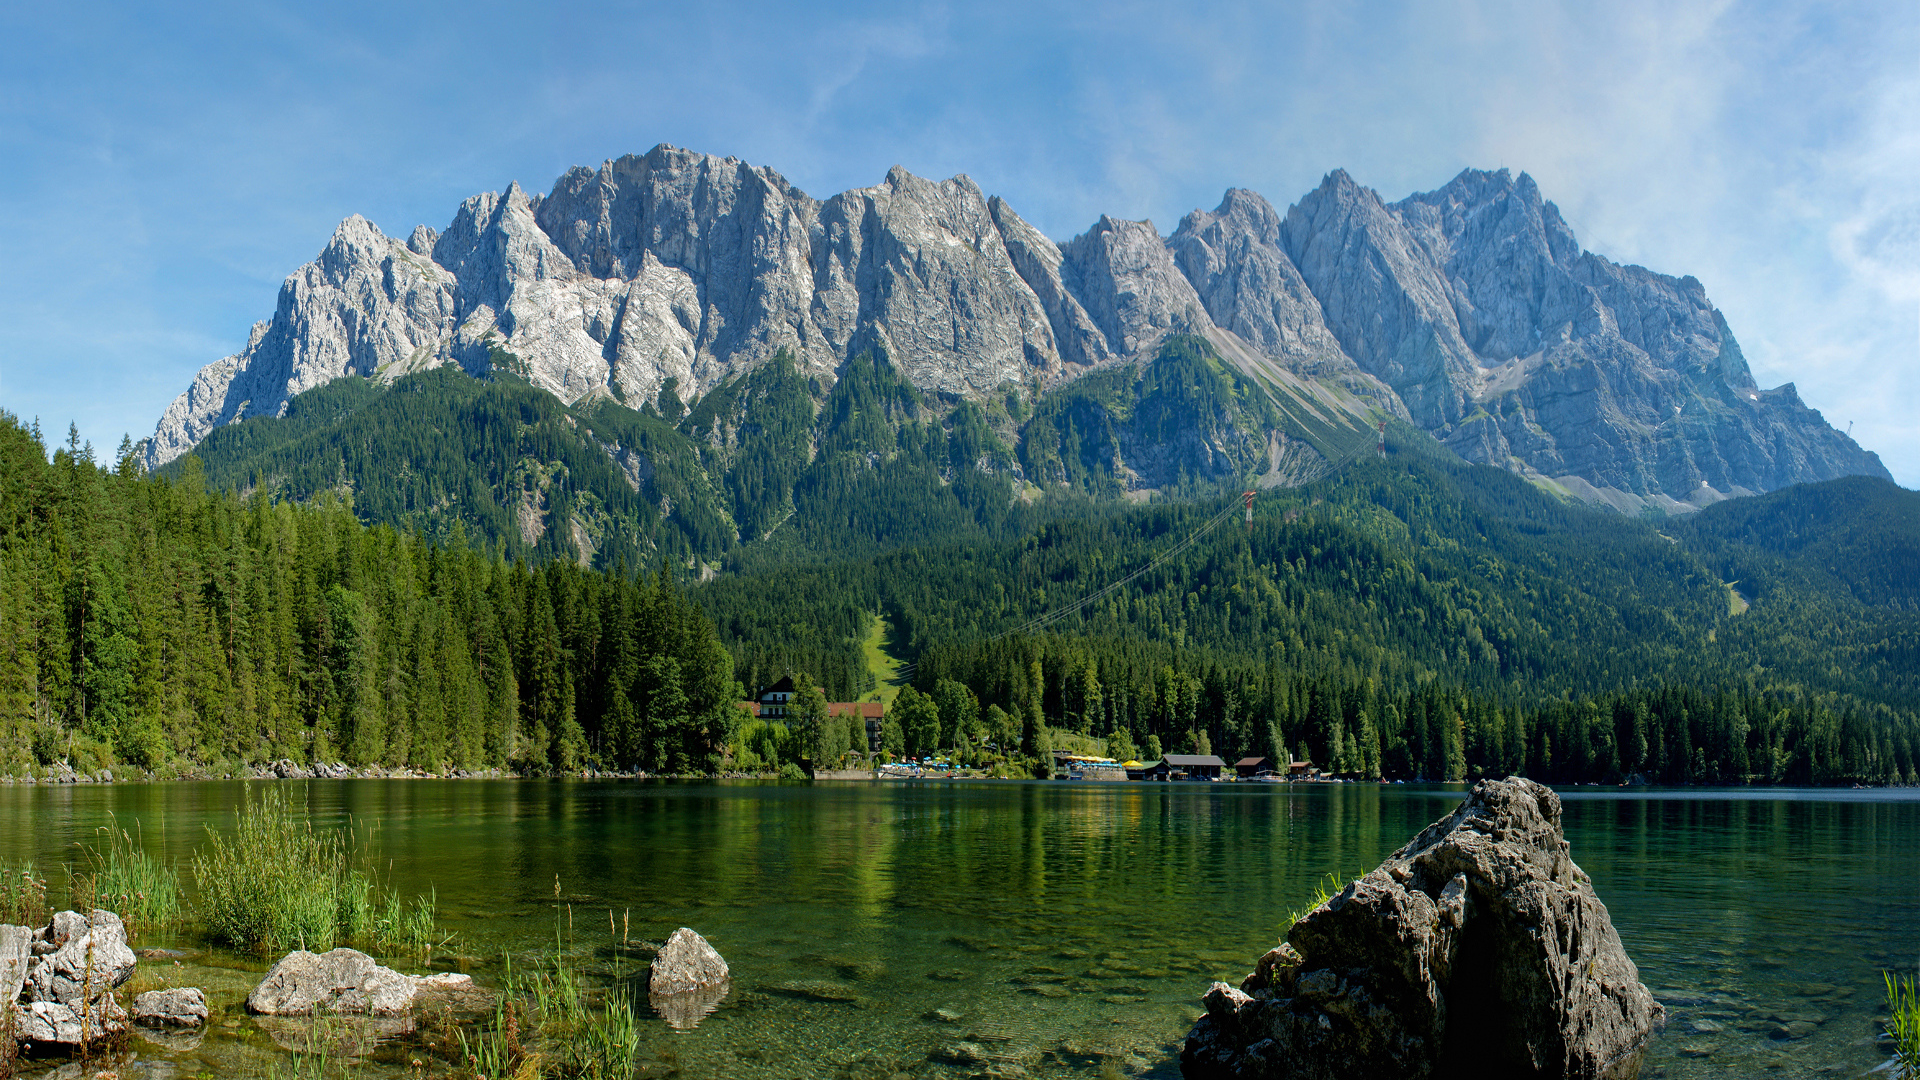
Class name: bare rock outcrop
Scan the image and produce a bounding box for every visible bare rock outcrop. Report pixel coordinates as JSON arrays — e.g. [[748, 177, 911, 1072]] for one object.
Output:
[[1281, 168, 1889, 508], [6, 910, 137, 1049], [1181, 777, 1662, 1079], [247, 948, 418, 1017], [143, 147, 1887, 513], [133, 986, 208, 1027]]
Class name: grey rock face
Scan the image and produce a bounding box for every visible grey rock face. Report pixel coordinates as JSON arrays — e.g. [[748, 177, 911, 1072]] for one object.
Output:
[[146, 148, 1885, 512], [1062, 215, 1209, 359], [1169, 190, 1353, 376], [649, 927, 729, 995], [148, 147, 1109, 471], [1181, 777, 1662, 1079], [1282, 167, 1890, 506], [133, 986, 208, 1027], [247, 948, 417, 1017], [0, 924, 28, 1009]]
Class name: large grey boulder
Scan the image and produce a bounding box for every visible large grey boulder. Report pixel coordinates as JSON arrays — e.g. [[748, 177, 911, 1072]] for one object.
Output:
[[9, 910, 136, 1048], [14, 997, 128, 1047], [1182, 777, 1662, 1079], [247, 948, 417, 1017], [649, 928, 728, 995], [25, 910, 136, 1008], [647, 928, 730, 1030], [133, 986, 209, 1027]]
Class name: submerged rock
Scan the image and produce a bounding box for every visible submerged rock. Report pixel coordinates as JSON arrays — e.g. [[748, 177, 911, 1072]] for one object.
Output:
[[247, 948, 417, 1017], [1182, 777, 1663, 1079], [133, 987, 209, 1027]]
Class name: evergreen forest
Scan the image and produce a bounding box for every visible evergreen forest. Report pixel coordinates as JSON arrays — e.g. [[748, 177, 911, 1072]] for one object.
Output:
[[5, 341, 1917, 786]]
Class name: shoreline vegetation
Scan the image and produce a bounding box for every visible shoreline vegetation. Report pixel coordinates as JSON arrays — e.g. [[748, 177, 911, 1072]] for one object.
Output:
[[0, 788, 663, 1080], [2, 789, 440, 961]]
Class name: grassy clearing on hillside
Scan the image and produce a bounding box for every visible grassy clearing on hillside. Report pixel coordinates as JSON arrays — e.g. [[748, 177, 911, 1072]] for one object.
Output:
[[860, 614, 908, 708]]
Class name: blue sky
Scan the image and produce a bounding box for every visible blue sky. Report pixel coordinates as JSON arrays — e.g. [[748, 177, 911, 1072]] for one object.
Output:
[[2, 0, 1914, 483]]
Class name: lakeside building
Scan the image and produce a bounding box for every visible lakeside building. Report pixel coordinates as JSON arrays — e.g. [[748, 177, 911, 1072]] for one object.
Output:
[[738, 683, 886, 753], [827, 702, 886, 752], [1142, 754, 1228, 781], [755, 676, 797, 719]]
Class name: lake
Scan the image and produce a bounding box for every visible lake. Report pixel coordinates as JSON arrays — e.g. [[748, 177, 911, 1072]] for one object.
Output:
[[3, 779, 1916, 1078]]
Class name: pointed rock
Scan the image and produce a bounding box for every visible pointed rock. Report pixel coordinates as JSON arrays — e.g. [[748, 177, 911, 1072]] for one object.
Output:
[[648, 927, 729, 995]]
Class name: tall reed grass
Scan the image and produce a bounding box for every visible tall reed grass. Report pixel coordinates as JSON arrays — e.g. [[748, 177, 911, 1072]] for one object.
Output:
[[1889, 970, 1920, 1078], [0, 860, 48, 926], [193, 786, 439, 956], [193, 786, 367, 953], [75, 818, 182, 938], [457, 944, 641, 1080]]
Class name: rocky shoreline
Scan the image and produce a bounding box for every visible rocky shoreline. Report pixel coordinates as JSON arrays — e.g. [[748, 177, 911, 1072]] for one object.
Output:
[[0, 759, 648, 784]]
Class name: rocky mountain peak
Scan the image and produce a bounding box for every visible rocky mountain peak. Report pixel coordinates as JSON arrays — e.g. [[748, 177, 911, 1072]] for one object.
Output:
[[1061, 215, 1209, 358], [144, 149, 1890, 514]]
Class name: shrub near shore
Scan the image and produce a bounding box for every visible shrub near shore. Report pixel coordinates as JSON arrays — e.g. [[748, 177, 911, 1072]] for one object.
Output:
[[193, 786, 438, 955]]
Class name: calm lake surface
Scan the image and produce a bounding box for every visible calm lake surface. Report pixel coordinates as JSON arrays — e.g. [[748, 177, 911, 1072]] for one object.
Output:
[[3, 779, 1916, 1079]]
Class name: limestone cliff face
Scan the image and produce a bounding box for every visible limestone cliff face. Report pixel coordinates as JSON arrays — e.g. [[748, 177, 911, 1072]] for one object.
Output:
[[1281, 168, 1890, 508], [146, 149, 1887, 511]]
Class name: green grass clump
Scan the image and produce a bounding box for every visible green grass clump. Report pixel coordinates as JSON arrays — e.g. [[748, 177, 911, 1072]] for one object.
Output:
[[192, 786, 443, 957], [0, 860, 48, 926], [192, 786, 380, 954], [1889, 970, 1920, 1077], [368, 887, 441, 956], [459, 949, 640, 1080], [1283, 871, 1348, 929], [76, 819, 182, 938]]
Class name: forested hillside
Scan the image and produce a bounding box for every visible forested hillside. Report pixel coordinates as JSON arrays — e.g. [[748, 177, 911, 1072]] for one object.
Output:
[[0, 413, 739, 778], [694, 448, 1920, 785], [167, 338, 1379, 575], [7, 397, 1915, 785]]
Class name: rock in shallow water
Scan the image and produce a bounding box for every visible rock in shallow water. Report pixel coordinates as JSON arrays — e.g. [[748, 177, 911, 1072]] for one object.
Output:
[[247, 948, 417, 1017], [133, 987, 208, 1027], [649, 927, 728, 994], [1181, 776, 1664, 1079]]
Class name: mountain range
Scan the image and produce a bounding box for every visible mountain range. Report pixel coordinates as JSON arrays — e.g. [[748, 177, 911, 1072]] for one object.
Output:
[[145, 145, 1888, 525]]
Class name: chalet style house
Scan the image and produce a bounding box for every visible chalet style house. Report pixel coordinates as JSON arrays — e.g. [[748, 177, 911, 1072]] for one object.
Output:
[[741, 679, 887, 752]]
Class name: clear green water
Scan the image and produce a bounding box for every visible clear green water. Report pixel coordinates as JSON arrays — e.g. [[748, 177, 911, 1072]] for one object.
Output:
[[3, 780, 1916, 1079]]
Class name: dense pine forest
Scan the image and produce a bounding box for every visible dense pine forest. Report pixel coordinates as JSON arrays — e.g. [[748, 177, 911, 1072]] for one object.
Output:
[[6, 373, 1917, 784], [0, 413, 739, 778]]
